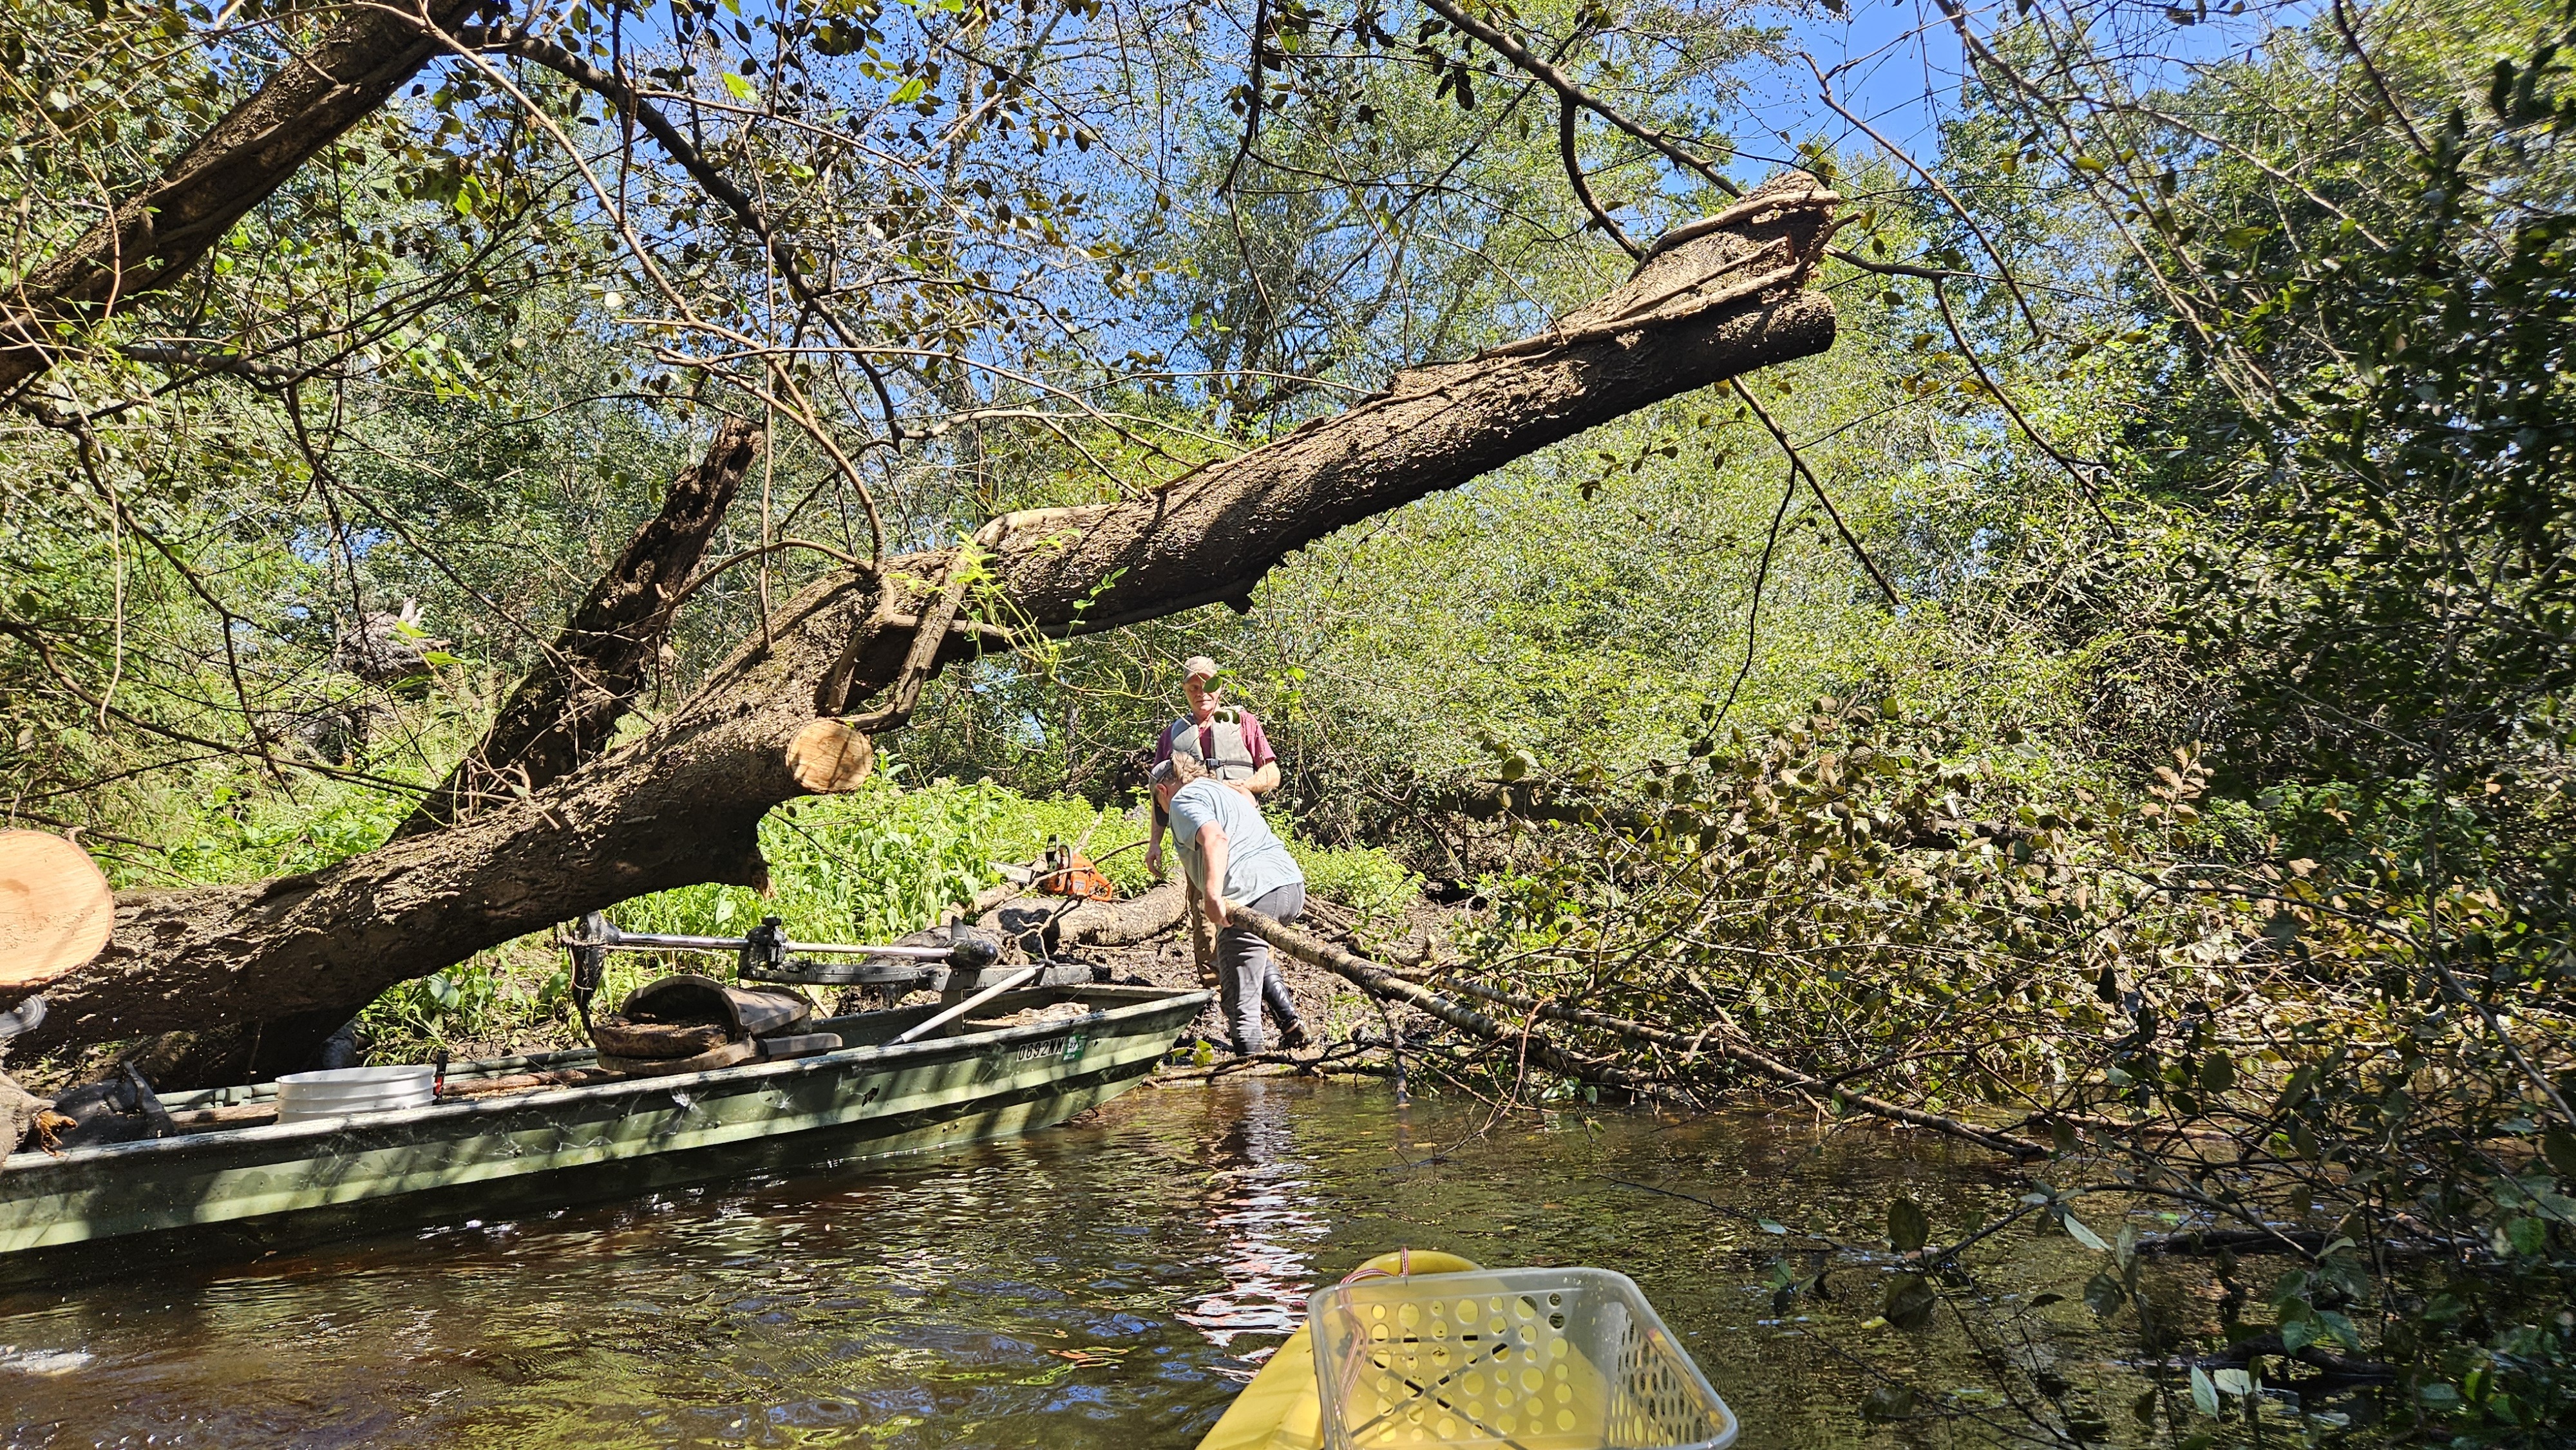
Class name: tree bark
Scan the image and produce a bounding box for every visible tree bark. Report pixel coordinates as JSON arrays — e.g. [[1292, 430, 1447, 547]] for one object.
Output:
[[397, 419, 764, 836], [0, 1, 480, 397], [978, 880, 1191, 957], [19, 174, 1841, 1068]]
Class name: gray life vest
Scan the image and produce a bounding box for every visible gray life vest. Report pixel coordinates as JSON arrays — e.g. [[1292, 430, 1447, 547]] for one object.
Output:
[[1168, 708, 1258, 780]]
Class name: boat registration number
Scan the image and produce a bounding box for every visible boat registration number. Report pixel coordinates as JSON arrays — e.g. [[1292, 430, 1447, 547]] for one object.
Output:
[[998, 1033, 1087, 1066]]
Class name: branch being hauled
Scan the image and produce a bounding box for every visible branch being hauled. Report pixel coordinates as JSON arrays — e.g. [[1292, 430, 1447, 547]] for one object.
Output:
[[1227, 906, 1684, 1103], [1231, 904, 2047, 1158]]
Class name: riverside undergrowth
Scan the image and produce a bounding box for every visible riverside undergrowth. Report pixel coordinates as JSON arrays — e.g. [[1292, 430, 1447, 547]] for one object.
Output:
[[1421, 695, 2574, 1445]]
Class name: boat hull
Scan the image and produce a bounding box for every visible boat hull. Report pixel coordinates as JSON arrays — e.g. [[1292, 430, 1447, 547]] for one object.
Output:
[[0, 985, 1206, 1285]]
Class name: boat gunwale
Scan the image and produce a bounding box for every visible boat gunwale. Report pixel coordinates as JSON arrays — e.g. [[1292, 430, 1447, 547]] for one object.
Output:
[[4, 984, 1209, 1174]]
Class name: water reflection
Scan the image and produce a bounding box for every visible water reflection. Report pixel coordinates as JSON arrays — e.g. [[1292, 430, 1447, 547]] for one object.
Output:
[[1174, 1080, 1331, 1357], [2, 1080, 2135, 1449]]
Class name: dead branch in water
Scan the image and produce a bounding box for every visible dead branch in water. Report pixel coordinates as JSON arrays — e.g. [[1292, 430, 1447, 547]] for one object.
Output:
[[1231, 905, 2047, 1158]]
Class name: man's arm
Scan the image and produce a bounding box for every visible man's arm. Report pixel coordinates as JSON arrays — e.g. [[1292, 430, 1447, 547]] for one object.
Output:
[[1197, 822, 1233, 924], [1233, 762, 1280, 797]]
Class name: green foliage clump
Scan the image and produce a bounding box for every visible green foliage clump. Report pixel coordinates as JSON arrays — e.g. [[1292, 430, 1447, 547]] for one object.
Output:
[[1284, 836, 1423, 927], [1462, 696, 2237, 1103], [612, 766, 1134, 943]]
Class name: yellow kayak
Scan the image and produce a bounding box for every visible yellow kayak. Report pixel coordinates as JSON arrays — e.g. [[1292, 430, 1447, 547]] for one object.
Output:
[[1198, 1250, 1484, 1450], [1196, 1250, 1736, 1450]]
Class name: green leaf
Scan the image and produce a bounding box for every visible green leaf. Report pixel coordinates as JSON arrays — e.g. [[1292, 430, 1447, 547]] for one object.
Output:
[[2062, 1210, 2109, 1252], [2280, 1316, 2315, 1353], [1757, 1218, 1788, 1235], [889, 76, 925, 104], [721, 71, 758, 102], [1887, 1197, 1928, 1252], [2266, 1065, 2315, 1118], [2189, 1367, 2219, 1417], [2082, 1272, 2126, 1319], [2507, 1216, 2548, 1254], [1883, 1274, 1937, 1331], [2199, 1052, 2236, 1093]]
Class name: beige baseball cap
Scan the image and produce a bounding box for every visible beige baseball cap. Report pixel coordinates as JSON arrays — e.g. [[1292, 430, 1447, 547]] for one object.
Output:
[[1182, 654, 1220, 681]]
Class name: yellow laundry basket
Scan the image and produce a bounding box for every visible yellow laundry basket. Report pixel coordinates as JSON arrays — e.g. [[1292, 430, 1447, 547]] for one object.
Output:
[[1305, 1266, 1736, 1450]]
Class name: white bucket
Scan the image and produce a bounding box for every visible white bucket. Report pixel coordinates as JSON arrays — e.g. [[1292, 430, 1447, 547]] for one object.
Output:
[[274, 1064, 437, 1124]]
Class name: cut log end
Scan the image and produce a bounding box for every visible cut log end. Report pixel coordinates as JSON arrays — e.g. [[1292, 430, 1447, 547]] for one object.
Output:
[[784, 719, 876, 794], [0, 829, 115, 994]]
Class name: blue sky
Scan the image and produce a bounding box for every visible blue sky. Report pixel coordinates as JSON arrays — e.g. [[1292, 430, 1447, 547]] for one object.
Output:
[[1718, 0, 2314, 182]]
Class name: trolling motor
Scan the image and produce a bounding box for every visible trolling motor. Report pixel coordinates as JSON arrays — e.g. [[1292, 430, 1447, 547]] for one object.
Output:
[[0, 993, 43, 1044], [560, 912, 1029, 997]]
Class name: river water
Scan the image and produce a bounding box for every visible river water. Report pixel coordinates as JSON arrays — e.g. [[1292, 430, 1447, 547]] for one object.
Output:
[[3, 1078, 2152, 1448]]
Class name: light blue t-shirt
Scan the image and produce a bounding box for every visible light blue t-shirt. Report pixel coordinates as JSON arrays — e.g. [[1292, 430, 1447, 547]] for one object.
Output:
[[1168, 779, 1303, 906]]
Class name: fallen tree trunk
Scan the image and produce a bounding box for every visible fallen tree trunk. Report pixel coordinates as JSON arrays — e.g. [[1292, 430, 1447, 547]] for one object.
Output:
[[21, 176, 1840, 1072], [121, 421, 764, 1085]]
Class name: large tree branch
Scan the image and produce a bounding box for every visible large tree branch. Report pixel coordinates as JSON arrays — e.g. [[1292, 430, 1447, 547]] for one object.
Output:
[[395, 419, 764, 837], [19, 174, 1840, 1068], [0, 0, 482, 397]]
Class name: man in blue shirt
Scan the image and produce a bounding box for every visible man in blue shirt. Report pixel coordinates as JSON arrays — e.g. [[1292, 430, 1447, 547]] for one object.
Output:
[[1150, 753, 1312, 1055]]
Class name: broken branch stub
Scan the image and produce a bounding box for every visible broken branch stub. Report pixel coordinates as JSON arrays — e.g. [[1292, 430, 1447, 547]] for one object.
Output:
[[400, 419, 766, 836], [784, 720, 876, 795]]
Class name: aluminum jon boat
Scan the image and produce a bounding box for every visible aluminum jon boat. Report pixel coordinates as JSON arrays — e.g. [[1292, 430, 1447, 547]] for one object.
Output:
[[0, 983, 1206, 1286]]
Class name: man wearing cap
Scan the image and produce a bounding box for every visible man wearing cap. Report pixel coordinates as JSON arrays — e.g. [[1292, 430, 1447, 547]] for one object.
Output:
[[1148, 655, 1281, 807], [1150, 752, 1312, 1054], [1146, 655, 1276, 968]]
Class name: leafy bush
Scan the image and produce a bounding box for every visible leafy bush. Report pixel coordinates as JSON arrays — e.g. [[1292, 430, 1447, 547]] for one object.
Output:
[[1284, 835, 1421, 925], [612, 762, 1158, 943]]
